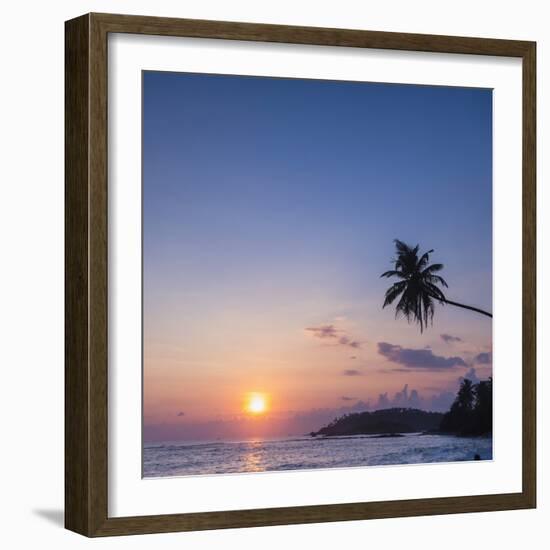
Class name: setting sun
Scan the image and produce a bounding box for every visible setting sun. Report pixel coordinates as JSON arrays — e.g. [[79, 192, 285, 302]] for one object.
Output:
[[245, 392, 268, 415]]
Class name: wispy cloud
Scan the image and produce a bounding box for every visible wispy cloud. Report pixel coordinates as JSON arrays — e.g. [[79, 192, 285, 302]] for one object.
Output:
[[305, 325, 339, 339], [342, 369, 362, 376], [305, 324, 361, 349], [475, 352, 492, 364], [340, 396, 357, 401], [176, 411, 185, 417], [338, 336, 361, 349], [377, 342, 467, 369], [440, 333, 463, 344]]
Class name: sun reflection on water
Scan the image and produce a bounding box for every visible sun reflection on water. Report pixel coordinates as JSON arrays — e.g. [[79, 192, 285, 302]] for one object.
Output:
[[243, 440, 265, 472]]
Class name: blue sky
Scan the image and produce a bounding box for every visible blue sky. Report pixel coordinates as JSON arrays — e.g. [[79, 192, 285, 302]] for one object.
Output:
[[142, 71, 493, 440]]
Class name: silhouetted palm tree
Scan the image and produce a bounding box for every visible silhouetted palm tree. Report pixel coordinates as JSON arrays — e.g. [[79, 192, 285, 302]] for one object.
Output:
[[456, 378, 475, 411], [474, 378, 493, 433], [381, 239, 492, 332]]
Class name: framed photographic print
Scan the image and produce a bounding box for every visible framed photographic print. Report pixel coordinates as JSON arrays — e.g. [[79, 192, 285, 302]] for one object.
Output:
[[65, 13, 536, 537]]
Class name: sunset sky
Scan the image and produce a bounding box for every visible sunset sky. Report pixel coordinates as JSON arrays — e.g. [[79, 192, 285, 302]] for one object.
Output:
[[142, 71, 493, 442]]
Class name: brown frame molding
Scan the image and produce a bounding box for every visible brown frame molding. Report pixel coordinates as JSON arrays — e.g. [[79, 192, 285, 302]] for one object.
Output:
[[65, 12, 536, 537]]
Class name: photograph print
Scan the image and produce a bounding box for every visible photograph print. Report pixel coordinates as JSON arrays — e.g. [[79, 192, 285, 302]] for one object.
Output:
[[142, 71, 493, 478]]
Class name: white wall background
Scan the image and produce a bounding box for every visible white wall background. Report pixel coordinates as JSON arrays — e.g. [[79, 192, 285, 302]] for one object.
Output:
[[0, 1, 546, 548]]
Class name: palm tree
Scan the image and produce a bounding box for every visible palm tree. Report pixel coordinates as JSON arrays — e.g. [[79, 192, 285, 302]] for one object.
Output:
[[440, 378, 478, 434], [381, 239, 492, 332], [456, 378, 475, 411]]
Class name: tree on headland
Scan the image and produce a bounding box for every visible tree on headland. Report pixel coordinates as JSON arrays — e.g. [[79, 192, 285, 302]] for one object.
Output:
[[439, 377, 493, 436], [472, 378, 493, 435], [381, 240, 492, 332], [310, 408, 444, 437], [456, 378, 475, 410]]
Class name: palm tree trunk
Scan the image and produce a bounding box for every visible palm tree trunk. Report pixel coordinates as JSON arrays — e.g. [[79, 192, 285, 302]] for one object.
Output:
[[440, 298, 492, 318]]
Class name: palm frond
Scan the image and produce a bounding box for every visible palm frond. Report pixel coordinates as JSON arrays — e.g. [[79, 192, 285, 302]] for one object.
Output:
[[393, 239, 411, 255], [425, 282, 447, 302], [380, 269, 407, 279], [422, 263, 444, 274], [383, 281, 407, 307], [426, 274, 448, 288], [417, 250, 434, 270]]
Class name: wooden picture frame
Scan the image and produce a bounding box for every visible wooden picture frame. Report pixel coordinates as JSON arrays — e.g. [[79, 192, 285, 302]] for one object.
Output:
[[65, 12, 536, 537]]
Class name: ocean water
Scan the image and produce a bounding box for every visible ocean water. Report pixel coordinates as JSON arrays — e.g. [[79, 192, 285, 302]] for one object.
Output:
[[143, 433, 493, 478]]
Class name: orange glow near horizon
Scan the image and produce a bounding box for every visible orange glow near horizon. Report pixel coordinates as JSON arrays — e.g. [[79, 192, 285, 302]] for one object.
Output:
[[244, 392, 269, 415]]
